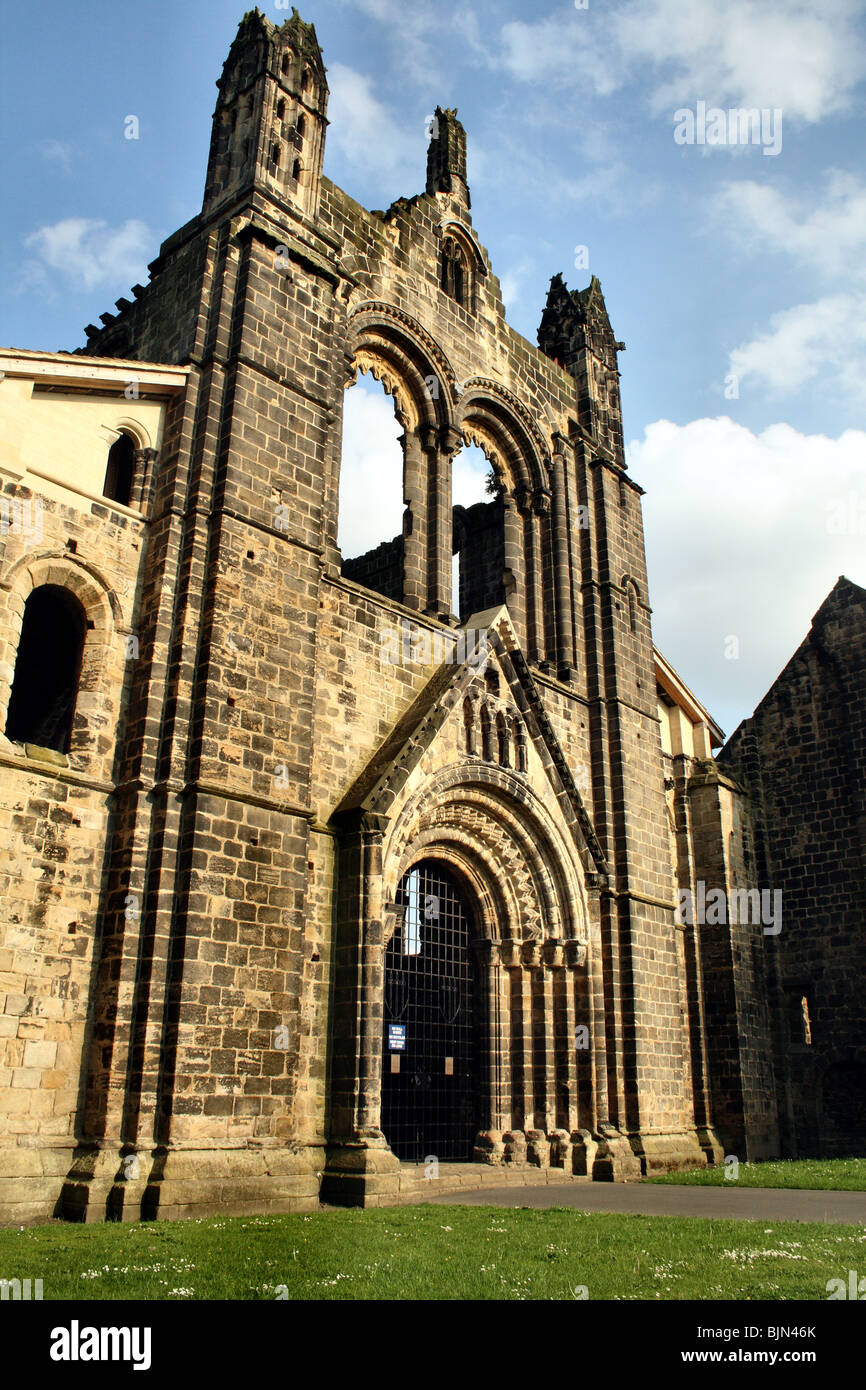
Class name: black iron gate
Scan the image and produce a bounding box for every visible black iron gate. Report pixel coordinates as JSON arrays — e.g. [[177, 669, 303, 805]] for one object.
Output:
[[381, 861, 480, 1162]]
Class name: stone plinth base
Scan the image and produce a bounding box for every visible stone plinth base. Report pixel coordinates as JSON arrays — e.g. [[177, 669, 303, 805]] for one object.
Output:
[[58, 1142, 321, 1222], [0, 1140, 78, 1226], [627, 1129, 718, 1177], [319, 1136, 402, 1207], [472, 1130, 505, 1164], [591, 1126, 643, 1181]]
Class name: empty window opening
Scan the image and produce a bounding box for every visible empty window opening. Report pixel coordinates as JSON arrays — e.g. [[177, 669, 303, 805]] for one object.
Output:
[[276, 98, 285, 120], [297, 113, 307, 139], [626, 581, 638, 633], [339, 371, 406, 603], [5, 585, 87, 753], [451, 441, 492, 621], [301, 67, 312, 93], [281, 53, 291, 75], [441, 236, 470, 309], [103, 431, 135, 507], [292, 158, 301, 181]]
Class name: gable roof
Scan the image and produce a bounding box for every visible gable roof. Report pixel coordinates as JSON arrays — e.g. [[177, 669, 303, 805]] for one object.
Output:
[[334, 605, 608, 880]]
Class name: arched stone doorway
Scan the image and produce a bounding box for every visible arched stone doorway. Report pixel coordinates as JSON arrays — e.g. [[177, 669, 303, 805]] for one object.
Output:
[[381, 860, 483, 1161]]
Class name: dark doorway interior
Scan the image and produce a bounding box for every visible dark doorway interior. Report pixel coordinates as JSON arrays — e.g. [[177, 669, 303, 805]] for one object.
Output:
[[381, 860, 481, 1162]]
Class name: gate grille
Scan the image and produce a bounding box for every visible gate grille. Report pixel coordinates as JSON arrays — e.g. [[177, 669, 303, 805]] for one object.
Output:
[[381, 861, 479, 1162]]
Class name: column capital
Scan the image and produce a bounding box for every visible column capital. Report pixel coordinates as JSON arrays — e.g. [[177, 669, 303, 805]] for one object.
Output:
[[565, 939, 588, 970], [440, 424, 464, 457], [532, 486, 552, 516], [473, 939, 501, 967]]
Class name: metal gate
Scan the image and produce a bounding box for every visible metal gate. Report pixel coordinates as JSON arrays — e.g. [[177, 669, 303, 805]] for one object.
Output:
[[381, 861, 479, 1162]]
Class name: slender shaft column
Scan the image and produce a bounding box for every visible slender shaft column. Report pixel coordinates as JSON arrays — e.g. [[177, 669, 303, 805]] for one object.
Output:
[[473, 941, 506, 1161], [551, 434, 577, 680], [422, 423, 461, 620], [131, 446, 158, 511], [540, 939, 561, 1135], [356, 820, 386, 1135], [563, 942, 586, 1132], [559, 961, 577, 1133], [501, 492, 526, 646], [520, 940, 539, 1129], [533, 487, 556, 671], [516, 486, 541, 665], [401, 429, 428, 612]]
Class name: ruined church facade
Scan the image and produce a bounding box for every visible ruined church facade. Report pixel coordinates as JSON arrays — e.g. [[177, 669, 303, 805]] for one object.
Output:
[[1, 10, 861, 1223]]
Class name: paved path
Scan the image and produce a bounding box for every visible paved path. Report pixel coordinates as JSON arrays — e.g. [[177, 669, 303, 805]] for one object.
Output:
[[426, 1182, 866, 1224]]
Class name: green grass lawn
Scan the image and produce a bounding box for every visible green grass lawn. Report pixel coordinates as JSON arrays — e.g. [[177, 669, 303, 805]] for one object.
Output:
[[0, 1205, 864, 1300], [648, 1158, 866, 1191]]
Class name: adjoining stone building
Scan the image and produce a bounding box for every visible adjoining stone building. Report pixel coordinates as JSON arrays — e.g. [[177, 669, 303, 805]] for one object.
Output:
[[0, 9, 862, 1222]]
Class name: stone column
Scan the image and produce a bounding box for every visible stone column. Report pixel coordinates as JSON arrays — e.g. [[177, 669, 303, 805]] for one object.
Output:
[[473, 940, 505, 1163], [564, 939, 586, 1132], [532, 487, 556, 672], [401, 428, 427, 612], [499, 938, 525, 1157], [501, 491, 526, 646], [131, 446, 159, 512], [516, 485, 541, 666], [423, 424, 461, 620], [320, 811, 401, 1205], [551, 434, 577, 681]]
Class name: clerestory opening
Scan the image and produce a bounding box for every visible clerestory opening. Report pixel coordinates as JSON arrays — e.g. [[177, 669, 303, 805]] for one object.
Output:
[[338, 369, 406, 603]]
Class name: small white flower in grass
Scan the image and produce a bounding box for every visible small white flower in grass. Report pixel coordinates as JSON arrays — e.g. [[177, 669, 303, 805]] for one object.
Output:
[[440, 1225, 452, 1231]]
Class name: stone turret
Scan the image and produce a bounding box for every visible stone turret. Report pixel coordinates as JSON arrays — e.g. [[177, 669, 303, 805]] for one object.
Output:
[[203, 7, 328, 221], [426, 106, 470, 209], [538, 273, 626, 466]]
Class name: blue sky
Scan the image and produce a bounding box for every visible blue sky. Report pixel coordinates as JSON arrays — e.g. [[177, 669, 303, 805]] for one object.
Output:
[[2, 0, 865, 734]]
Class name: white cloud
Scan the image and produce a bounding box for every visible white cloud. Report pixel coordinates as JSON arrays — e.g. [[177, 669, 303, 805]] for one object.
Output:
[[497, 258, 534, 312], [453, 443, 490, 508], [499, 16, 619, 93], [713, 172, 866, 404], [337, 379, 491, 557], [22, 218, 151, 293], [729, 291, 866, 403], [614, 0, 864, 121], [713, 171, 866, 279], [333, 0, 441, 84], [338, 374, 405, 557], [497, 0, 864, 124], [40, 139, 73, 171], [633, 415, 866, 733], [326, 63, 422, 182]]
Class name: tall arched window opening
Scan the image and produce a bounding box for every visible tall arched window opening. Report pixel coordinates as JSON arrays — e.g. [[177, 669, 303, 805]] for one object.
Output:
[[5, 585, 87, 753], [451, 440, 502, 622], [339, 370, 406, 604], [103, 431, 135, 507]]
